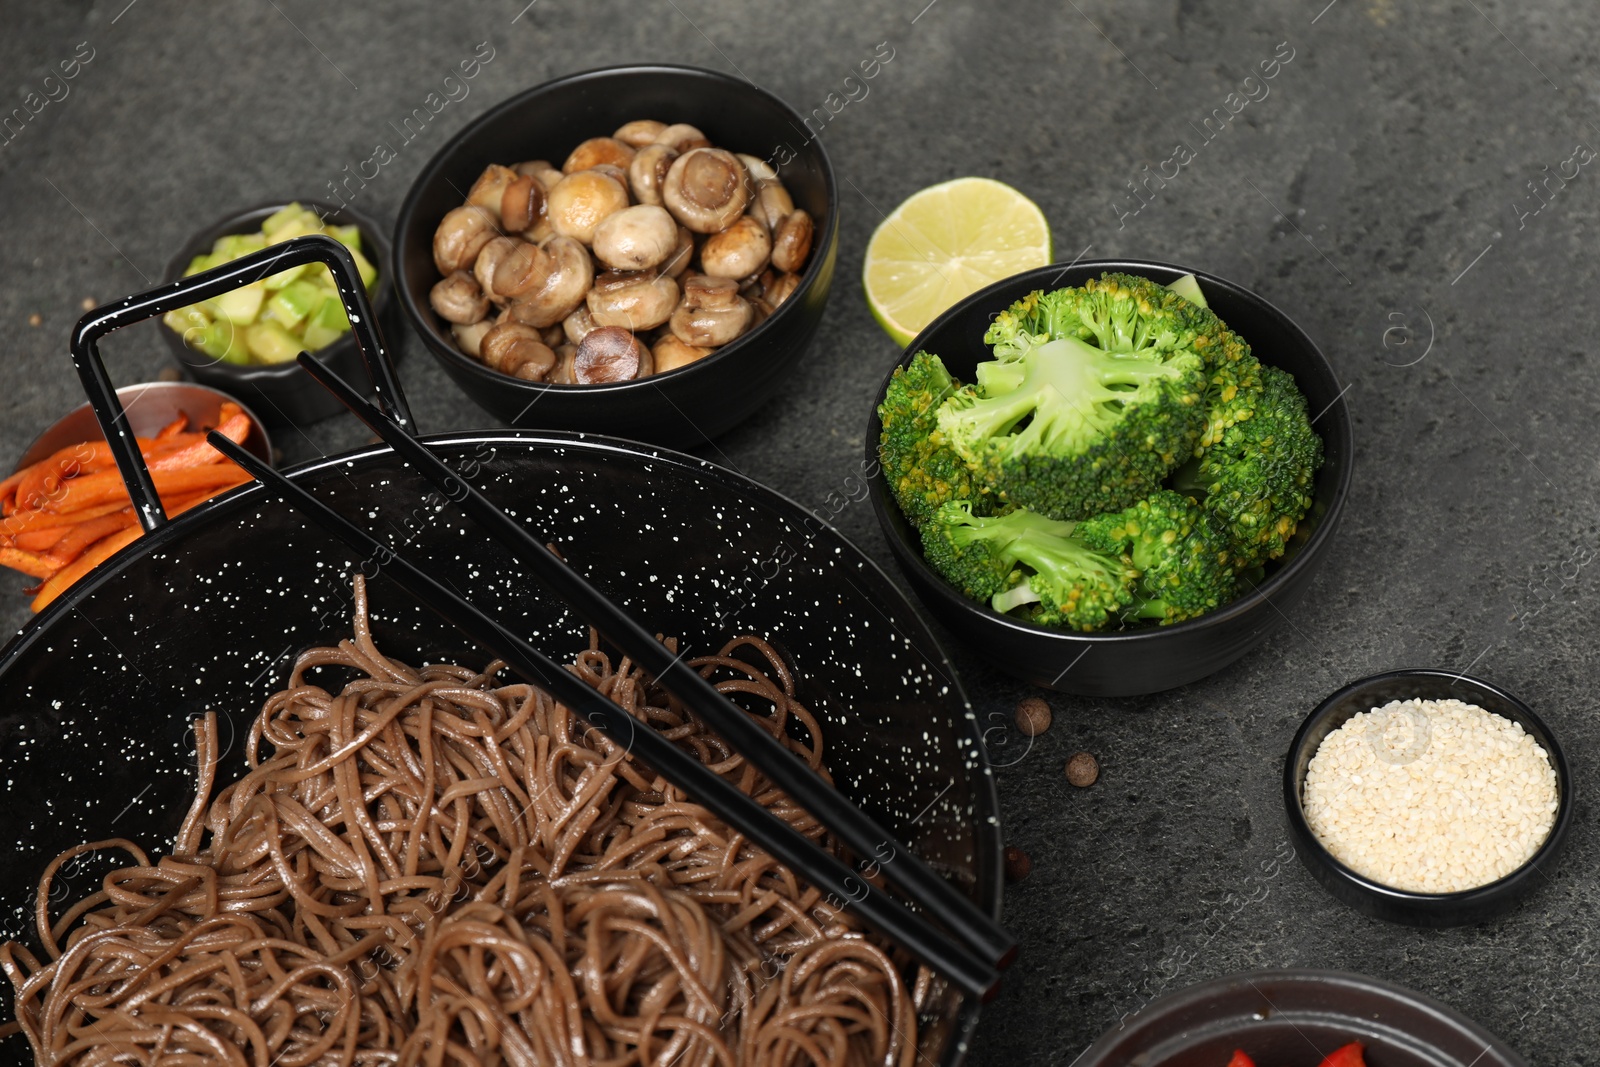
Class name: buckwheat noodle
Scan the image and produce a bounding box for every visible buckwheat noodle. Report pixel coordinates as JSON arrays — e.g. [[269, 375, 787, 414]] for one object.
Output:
[[1, 576, 927, 1066]]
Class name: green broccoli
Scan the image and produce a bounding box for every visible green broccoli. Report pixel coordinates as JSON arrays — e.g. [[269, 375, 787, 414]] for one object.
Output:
[[1173, 364, 1323, 569], [941, 278, 1208, 520], [921, 501, 1139, 632], [877, 351, 992, 528], [1078, 489, 1237, 624]]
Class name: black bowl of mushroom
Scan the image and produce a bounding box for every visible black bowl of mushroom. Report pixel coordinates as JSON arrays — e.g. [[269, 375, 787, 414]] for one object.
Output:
[[393, 64, 837, 445]]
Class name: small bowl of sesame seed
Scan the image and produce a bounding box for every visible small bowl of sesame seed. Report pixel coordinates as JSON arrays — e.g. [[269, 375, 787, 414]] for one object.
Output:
[[1283, 669, 1573, 927]]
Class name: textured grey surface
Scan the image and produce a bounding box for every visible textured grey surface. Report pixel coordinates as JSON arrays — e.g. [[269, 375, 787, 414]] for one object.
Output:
[[1, 0, 1596, 1062]]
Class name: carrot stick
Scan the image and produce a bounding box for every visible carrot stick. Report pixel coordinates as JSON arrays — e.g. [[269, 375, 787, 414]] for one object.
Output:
[[50, 463, 250, 513], [13, 529, 69, 552], [0, 500, 133, 537], [9, 441, 119, 513], [146, 412, 251, 471], [155, 415, 188, 438], [30, 525, 143, 612], [0, 547, 59, 580], [42, 510, 139, 568]]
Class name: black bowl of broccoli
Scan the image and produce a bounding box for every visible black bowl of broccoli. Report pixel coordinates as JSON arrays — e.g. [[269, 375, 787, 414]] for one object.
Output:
[[864, 261, 1352, 696]]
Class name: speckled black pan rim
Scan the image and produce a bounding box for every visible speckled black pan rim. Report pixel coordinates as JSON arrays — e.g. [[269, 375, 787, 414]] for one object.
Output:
[[391, 62, 840, 393], [1282, 668, 1574, 926], [155, 198, 395, 384], [0, 428, 1002, 1063], [863, 257, 1356, 647]]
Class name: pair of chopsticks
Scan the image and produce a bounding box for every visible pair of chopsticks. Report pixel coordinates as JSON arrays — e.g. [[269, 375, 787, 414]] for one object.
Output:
[[206, 351, 1016, 999]]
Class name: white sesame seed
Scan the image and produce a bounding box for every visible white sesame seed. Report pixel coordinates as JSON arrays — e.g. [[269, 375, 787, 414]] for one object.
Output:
[[1303, 698, 1559, 894]]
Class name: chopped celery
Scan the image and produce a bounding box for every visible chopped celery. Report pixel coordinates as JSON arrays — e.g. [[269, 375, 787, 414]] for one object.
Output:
[[183, 253, 216, 278], [329, 224, 362, 254], [215, 232, 267, 260], [162, 306, 211, 338], [263, 263, 309, 290], [261, 203, 310, 236], [207, 282, 266, 326], [265, 216, 317, 245], [245, 321, 303, 363], [262, 280, 323, 331], [301, 295, 351, 350], [348, 246, 378, 290], [202, 322, 249, 363]]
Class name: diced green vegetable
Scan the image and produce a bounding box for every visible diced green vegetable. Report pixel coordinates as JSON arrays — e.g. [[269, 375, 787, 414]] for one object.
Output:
[[245, 320, 303, 363], [206, 282, 266, 326], [262, 280, 323, 331], [168, 202, 377, 365]]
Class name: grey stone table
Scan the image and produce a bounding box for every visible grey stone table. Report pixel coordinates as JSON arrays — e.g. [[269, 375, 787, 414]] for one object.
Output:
[[2, 0, 1596, 1061]]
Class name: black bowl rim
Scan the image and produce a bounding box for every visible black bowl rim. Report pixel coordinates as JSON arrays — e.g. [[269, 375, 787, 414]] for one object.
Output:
[[0, 428, 1000, 1061], [864, 257, 1355, 647], [157, 198, 395, 382], [392, 62, 840, 394], [1078, 967, 1527, 1066], [1282, 667, 1573, 909]]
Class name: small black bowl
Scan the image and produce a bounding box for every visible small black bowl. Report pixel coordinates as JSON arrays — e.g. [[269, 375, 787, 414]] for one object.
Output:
[[1075, 968, 1526, 1067], [393, 64, 838, 446], [1284, 669, 1573, 927], [864, 259, 1354, 696], [159, 200, 396, 427]]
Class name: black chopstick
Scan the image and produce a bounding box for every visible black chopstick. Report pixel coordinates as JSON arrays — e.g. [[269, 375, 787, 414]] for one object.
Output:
[[296, 350, 1019, 971], [207, 431, 1001, 1000]]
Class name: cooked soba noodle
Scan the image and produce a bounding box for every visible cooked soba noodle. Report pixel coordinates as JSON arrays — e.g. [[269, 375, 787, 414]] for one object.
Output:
[[1, 577, 924, 1066]]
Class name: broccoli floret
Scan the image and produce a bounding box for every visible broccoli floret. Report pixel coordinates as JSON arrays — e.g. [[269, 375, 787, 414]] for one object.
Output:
[[1173, 365, 1323, 569], [921, 502, 1139, 632], [1078, 489, 1237, 624], [878, 351, 992, 528], [944, 278, 1208, 520]]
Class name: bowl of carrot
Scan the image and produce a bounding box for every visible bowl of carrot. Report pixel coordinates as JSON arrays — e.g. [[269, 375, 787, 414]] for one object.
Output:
[[0, 382, 271, 612]]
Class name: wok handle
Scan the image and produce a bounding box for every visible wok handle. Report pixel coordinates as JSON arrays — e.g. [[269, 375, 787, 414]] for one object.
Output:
[[68, 233, 412, 531]]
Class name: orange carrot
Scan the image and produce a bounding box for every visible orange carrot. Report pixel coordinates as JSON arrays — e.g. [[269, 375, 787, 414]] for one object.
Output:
[[155, 415, 188, 438], [50, 463, 249, 513], [9, 441, 119, 513], [41, 510, 139, 568], [30, 525, 143, 612], [13, 528, 69, 552], [0, 499, 134, 537], [0, 547, 58, 580], [147, 411, 251, 471]]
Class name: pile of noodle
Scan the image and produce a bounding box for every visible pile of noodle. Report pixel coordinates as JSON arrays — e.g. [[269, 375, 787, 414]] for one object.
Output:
[[1, 576, 926, 1066]]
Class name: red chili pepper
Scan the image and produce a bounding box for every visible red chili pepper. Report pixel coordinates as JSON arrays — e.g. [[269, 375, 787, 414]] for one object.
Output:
[[1316, 1042, 1367, 1067], [1225, 1051, 1257, 1067]]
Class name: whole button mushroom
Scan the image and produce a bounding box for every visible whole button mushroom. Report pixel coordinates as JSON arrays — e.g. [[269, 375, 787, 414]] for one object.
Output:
[[479, 322, 558, 381], [500, 174, 547, 236], [759, 269, 802, 311], [699, 216, 772, 279], [546, 170, 630, 245], [490, 240, 555, 302], [466, 164, 519, 222], [771, 209, 814, 273], [587, 162, 631, 190], [627, 144, 679, 207], [473, 236, 524, 304], [452, 319, 494, 359], [563, 304, 600, 346], [613, 119, 667, 148], [586, 269, 679, 331], [751, 178, 795, 232], [662, 148, 750, 234], [574, 325, 653, 383], [660, 225, 695, 278], [550, 343, 578, 384], [654, 122, 711, 153], [592, 205, 679, 272], [653, 334, 715, 374], [429, 271, 490, 325], [563, 136, 636, 173], [736, 153, 778, 183], [432, 206, 498, 275], [504, 236, 594, 328], [514, 159, 566, 193], [670, 274, 753, 348]]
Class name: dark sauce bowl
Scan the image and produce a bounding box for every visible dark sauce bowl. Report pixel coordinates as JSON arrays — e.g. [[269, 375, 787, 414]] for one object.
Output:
[[1284, 669, 1573, 927], [393, 64, 838, 446], [865, 259, 1354, 697], [158, 200, 396, 428], [1076, 969, 1527, 1067]]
